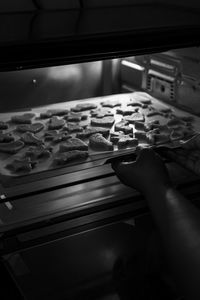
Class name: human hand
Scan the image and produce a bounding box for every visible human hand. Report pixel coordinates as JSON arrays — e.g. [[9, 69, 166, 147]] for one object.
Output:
[[112, 148, 171, 195], [167, 134, 200, 175]]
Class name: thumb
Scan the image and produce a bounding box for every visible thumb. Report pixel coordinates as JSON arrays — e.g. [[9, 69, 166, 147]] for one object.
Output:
[[111, 159, 133, 175], [111, 159, 125, 173]]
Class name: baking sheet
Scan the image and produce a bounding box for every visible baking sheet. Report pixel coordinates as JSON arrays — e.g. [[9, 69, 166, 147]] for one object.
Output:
[[0, 92, 199, 181]]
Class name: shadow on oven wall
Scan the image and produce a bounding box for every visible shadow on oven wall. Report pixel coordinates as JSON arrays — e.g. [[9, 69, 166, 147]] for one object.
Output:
[[0, 60, 105, 112]]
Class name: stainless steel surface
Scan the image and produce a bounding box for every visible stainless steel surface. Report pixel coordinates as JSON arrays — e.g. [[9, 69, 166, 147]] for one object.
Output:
[[0, 160, 198, 234], [1, 4, 200, 69], [0, 174, 136, 232], [0, 62, 103, 112]]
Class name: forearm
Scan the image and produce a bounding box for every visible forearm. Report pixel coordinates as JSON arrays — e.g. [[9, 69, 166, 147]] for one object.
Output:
[[146, 186, 200, 300]]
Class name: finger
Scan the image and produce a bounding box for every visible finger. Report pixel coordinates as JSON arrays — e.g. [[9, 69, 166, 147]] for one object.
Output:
[[111, 161, 133, 187], [182, 134, 200, 150], [111, 158, 127, 173], [111, 152, 137, 171], [111, 159, 121, 172], [112, 159, 132, 174]]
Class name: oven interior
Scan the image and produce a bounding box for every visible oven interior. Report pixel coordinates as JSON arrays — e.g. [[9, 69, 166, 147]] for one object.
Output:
[[1, 46, 200, 300]]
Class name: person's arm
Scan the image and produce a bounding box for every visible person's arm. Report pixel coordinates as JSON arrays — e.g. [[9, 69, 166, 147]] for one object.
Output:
[[147, 185, 200, 300], [112, 149, 200, 300]]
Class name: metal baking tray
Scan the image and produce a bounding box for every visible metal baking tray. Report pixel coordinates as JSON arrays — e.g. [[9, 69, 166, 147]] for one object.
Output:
[[0, 92, 199, 200]]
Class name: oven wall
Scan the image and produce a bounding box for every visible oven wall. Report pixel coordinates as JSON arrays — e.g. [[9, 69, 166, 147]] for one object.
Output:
[[0, 61, 103, 111], [118, 46, 200, 113]]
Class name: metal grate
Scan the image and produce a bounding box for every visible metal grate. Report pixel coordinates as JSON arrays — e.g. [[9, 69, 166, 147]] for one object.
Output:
[[147, 74, 151, 91], [170, 83, 175, 100], [147, 74, 175, 100]]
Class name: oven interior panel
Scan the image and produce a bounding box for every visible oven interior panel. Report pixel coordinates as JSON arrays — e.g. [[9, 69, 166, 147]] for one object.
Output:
[[0, 62, 103, 112]]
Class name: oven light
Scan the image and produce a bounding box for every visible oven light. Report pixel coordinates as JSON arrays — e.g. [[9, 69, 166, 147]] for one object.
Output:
[[121, 60, 144, 71]]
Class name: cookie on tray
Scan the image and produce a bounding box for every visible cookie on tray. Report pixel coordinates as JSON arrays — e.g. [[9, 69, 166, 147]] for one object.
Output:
[[146, 110, 162, 117], [127, 101, 142, 107], [124, 112, 145, 124], [91, 116, 115, 128], [110, 132, 129, 144], [0, 121, 9, 130], [21, 132, 43, 145], [25, 145, 52, 159], [54, 150, 89, 165], [64, 112, 88, 122], [16, 123, 44, 133], [40, 109, 69, 118], [63, 123, 84, 133], [0, 133, 15, 143], [101, 100, 121, 108], [76, 127, 110, 139], [90, 108, 113, 118], [59, 138, 88, 152], [146, 120, 160, 131], [6, 157, 37, 172], [0, 140, 24, 154], [44, 130, 71, 143], [134, 121, 147, 132], [89, 133, 113, 151], [115, 120, 133, 134], [71, 103, 97, 112], [11, 113, 35, 124], [116, 107, 139, 115], [48, 116, 65, 130], [117, 136, 138, 149]]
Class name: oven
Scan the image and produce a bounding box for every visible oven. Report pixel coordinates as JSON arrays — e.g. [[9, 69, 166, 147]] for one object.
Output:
[[0, 1, 200, 300]]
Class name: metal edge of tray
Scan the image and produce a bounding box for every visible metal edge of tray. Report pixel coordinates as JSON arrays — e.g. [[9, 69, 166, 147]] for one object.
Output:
[[0, 139, 184, 202]]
